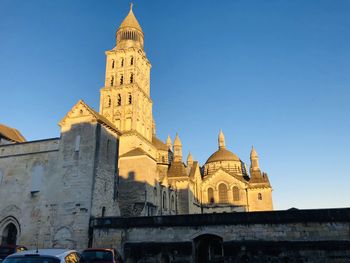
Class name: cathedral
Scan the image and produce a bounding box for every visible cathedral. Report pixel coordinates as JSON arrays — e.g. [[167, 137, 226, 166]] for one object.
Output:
[[0, 5, 272, 248]]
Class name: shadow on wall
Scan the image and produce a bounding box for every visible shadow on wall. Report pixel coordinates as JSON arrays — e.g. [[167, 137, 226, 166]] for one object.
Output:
[[116, 171, 181, 217]]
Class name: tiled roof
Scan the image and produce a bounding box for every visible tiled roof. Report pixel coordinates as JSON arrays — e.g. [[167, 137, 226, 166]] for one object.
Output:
[[168, 161, 188, 177], [152, 136, 168, 151], [0, 124, 26, 143]]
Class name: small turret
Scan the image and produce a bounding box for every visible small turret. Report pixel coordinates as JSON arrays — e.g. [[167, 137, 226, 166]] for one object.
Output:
[[166, 135, 172, 150], [173, 133, 182, 162], [250, 146, 260, 171], [218, 129, 226, 149], [187, 152, 193, 167]]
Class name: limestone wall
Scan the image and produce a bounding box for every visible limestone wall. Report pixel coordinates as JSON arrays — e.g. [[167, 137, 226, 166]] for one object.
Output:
[[91, 126, 120, 218], [0, 138, 59, 157], [91, 208, 350, 262], [0, 122, 120, 249], [247, 187, 273, 211], [0, 138, 60, 248]]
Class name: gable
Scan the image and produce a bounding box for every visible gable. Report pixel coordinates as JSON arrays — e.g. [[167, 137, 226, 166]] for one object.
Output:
[[59, 100, 120, 135], [202, 168, 248, 189]]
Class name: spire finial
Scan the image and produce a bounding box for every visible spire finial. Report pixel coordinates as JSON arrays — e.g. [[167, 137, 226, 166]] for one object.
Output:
[[250, 146, 258, 159], [187, 152, 193, 166], [218, 129, 226, 149], [130, 2, 133, 11]]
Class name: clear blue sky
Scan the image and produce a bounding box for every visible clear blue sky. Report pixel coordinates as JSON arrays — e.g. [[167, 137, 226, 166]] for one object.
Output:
[[1, 0, 349, 210]]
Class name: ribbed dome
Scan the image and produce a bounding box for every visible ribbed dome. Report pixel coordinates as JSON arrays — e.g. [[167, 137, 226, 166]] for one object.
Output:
[[206, 148, 240, 164]]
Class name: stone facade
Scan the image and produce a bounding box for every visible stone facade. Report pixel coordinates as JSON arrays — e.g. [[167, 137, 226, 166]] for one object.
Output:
[[0, 101, 120, 248], [0, 4, 274, 252], [98, 6, 274, 217]]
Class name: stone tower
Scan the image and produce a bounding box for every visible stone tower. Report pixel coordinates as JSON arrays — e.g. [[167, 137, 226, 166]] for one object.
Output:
[[100, 4, 154, 156]]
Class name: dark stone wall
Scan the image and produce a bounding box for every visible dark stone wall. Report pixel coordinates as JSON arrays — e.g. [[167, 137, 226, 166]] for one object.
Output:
[[91, 208, 350, 262]]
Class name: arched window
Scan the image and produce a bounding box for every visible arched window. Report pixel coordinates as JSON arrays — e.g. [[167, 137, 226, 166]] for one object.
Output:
[[218, 183, 228, 203], [258, 193, 262, 200], [130, 56, 134, 65], [208, 188, 214, 204], [171, 195, 175, 211], [117, 94, 121, 106], [130, 73, 134, 83], [162, 192, 167, 209], [111, 60, 115, 69], [74, 135, 80, 152], [120, 75, 124, 85], [232, 186, 240, 201], [101, 206, 106, 217], [128, 93, 132, 104], [110, 75, 114, 86], [121, 58, 124, 67]]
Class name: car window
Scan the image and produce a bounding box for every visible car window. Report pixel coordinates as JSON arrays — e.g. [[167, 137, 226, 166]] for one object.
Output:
[[81, 251, 113, 262]]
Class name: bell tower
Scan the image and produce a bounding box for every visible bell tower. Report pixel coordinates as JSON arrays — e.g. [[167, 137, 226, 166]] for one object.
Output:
[[100, 4, 153, 142]]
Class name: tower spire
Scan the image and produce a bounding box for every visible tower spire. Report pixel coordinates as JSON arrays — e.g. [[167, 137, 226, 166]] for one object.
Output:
[[187, 152, 193, 167], [130, 2, 133, 11], [250, 146, 260, 170], [166, 135, 172, 150], [173, 133, 183, 162], [218, 129, 226, 149]]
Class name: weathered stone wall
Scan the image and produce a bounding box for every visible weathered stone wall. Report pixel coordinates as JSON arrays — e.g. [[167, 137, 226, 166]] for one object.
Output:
[[247, 187, 273, 211], [0, 122, 120, 249], [0, 138, 60, 247], [118, 154, 159, 217], [91, 208, 350, 262], [91, 125, 120, 218], [52, 122, 99, 248]]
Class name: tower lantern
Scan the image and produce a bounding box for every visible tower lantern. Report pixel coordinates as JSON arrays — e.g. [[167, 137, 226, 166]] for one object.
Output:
[[116, 3, 144, 50]]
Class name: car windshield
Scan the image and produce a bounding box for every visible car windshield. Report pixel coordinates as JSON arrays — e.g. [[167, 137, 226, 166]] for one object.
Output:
[[81, 251, 112, 262], [3, 257, 60, 263]]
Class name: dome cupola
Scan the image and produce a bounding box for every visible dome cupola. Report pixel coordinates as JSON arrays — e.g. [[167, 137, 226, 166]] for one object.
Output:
[[116, 3, 144, 50], [203, 131, 243, 177], [206, 130, 239, 164]]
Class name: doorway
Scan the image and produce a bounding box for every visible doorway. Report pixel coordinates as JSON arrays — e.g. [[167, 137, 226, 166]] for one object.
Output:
[[1, 223, 17, 245], [194, 234, 224, 263]]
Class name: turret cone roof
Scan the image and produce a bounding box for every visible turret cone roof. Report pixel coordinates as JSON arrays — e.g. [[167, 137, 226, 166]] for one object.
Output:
[[119, 4, 143, 32]]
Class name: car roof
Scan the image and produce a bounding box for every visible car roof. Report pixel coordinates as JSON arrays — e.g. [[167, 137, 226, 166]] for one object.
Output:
[[8, 249, 77, 258]]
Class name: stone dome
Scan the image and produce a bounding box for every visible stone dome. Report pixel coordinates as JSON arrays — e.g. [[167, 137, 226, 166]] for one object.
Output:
[[205, 148, 240, 164]]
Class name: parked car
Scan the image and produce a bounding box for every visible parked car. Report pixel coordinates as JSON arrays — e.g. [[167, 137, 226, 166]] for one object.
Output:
[[81, 249, 122, 263], [2, 249, 80, 263], [0, 245, 27, 263]]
